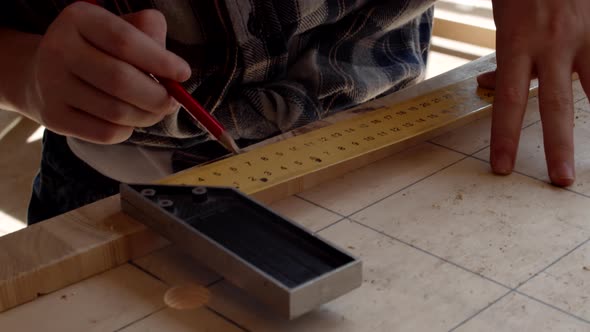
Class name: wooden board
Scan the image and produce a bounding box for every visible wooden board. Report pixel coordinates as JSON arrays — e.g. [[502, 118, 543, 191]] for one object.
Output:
[[0, 196, 168, 312], [0, 264, 168, 331], [0, 54, 508, 313], [0, 261, 244, 331]]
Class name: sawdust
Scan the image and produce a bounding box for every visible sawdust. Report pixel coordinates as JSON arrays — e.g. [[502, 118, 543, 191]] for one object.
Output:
[[60, 292, 75, 300]]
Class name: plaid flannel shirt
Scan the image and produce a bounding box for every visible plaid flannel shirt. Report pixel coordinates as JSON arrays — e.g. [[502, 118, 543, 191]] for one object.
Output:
[[1, 0, 435, 150]]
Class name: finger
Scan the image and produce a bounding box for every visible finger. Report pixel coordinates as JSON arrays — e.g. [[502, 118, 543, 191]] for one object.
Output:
[[121, 10, 167, 47], [576, 48, 590, 107], [63, 74, 171, 128], [64, 2, 190, 81], [64, 33, 177, 115], [490, 54, 533, 175], [477, 71, 496, 89], [48, 106, 134, 144], [538, 59, 576, 186], [478, 69, 540, 91]]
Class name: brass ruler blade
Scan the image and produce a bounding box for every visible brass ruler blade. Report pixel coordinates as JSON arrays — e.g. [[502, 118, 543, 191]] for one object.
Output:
[[160, 78, 536, 203]]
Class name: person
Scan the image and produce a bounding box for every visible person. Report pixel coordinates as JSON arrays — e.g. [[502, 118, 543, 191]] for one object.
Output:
[[477, 0, 585, 189], [0, 1, 585, 225]]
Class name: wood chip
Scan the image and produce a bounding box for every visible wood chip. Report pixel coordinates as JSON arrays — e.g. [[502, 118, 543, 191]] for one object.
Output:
[[164, 284, 211, 310], [583, 266, 590, 272]]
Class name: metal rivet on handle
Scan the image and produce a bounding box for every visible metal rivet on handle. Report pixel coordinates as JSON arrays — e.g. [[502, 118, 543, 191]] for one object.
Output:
[[140, 188, 156, 197], [192, 187, 208, 203], [158, 199, 174, 209]]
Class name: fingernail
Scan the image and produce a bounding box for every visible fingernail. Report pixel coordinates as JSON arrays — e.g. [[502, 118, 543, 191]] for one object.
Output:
[[550, 162, 574, 184], [492, 153, 512, 175], [476, 71, 496, 89], [180, 66, 192, 81], [178, 60, 192, 81], [167, 98, 181, 114]]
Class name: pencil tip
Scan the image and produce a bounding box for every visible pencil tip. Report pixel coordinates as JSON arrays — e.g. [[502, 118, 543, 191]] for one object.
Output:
[[218, 131, 241, 154]]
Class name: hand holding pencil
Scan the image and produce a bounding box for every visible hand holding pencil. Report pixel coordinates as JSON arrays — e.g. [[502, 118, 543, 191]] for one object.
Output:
[[85, 0, 239, 153], [23, 1, 239, 153]]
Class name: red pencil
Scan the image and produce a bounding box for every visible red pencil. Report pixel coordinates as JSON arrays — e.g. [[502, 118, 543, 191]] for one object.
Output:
[[83, 0, 240, 154], [156, 79, 240, 154]]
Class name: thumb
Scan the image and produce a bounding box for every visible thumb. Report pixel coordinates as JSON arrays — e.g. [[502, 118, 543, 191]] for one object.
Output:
[[477, 70, 497, 90], [121, 9, 167, 48]]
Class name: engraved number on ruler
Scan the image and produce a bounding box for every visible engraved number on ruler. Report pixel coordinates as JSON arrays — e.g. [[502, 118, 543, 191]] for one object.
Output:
[[191, 88, 495, 190]]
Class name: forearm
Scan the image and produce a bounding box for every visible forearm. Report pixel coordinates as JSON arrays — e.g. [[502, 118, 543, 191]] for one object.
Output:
[[0, 28, 41, 119]]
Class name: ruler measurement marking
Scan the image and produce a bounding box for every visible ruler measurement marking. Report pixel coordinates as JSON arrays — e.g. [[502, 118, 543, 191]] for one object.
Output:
[[161, 80, 498, 194]]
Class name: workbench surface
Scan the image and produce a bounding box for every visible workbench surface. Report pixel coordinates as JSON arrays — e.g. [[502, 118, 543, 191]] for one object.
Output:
[[1, 56, 590, 331]]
